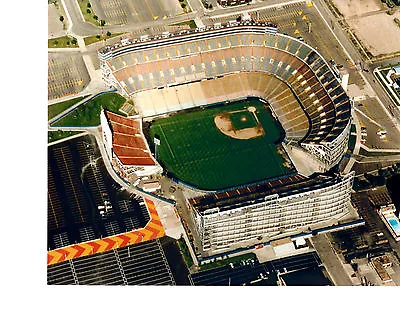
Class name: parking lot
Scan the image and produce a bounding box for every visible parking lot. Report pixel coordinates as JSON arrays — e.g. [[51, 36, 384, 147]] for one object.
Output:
[[90, 0, 184, 25], [48, 238, 175, 285], [48, 135, 150, 250], [48, 52, 90, 100]]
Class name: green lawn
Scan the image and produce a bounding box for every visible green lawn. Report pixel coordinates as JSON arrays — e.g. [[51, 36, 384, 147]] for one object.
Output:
[[170, 20, 196, 29], [149, 98, 291, 190], [48, 36, 78, 48], [48, 130, 82, 143], [177, 237, 194, 268], [77, 0, 99, 26], [52, 93, 126, 127], [84, 32, 123, 46], [348, 135, 356, 151], [48, 96, 89, 120], [199, 253, 256, 271]]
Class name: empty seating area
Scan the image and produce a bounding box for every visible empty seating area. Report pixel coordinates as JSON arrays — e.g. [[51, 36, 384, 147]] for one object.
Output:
[[47, 239, 175, 285], [103, 110, 156, 166], [103, 27, 350, 161]]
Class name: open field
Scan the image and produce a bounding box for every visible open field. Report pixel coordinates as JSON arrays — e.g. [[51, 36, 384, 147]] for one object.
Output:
[[149, 98, 291, 190], [332, 0, 400, 56], [52, 93, 126, 127], [48, 36, 78, 48], [48, 95, 89, 120], [83, 32, 123, 45], [48, 130, 82, 143]]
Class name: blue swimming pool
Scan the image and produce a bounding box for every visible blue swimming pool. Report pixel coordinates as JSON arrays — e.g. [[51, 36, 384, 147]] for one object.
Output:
[[388, 218, 400, 235]]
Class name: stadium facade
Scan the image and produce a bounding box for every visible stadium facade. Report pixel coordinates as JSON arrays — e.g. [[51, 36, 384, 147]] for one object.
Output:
[[187, 172, 354, 253], [98, 20, 357, 255]]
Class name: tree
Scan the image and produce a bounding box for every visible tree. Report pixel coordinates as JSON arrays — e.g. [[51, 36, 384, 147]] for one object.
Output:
[[59, 15, 64, 22], [181, 3, 186, 9], [87, 2, 91, 8], [96, 34, 101, 39], [66, 41, 70, 46], [53, 40, 59, 46], [100, 19, 106, 27], [106, 31, 111, 37], [71, 38, 77, 45], [87, 9, 91, 14], [93, 15, 98, 20]]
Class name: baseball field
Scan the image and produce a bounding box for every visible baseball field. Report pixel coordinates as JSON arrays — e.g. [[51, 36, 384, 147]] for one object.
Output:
[[149, 98, 292, 190]]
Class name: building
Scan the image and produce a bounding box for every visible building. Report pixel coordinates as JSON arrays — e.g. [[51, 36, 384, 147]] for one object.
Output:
[[385, 65, 400, 89], [100, 109, 162, 180], [187, 172, 355, 254], [97, 22, 355, 255], [378, 204, 400, 241]]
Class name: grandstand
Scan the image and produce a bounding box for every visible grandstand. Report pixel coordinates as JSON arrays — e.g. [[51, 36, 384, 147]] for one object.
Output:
[[100, 109, 162, 180], [98, 21, 351, 168]]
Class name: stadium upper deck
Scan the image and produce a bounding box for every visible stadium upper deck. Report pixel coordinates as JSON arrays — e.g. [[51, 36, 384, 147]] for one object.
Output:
[[98, 21, 351, 168]]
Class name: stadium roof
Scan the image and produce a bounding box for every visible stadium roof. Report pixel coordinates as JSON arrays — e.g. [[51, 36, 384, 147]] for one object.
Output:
[[104, 110, 156, 166], [188, 172, 345, 214]]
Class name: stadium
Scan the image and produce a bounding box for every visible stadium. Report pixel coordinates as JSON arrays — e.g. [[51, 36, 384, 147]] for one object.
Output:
[[98, 20, 357, 255]]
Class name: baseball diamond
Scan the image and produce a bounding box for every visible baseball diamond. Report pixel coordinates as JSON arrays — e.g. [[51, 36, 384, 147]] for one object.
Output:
[[148, 98, 294, 190]]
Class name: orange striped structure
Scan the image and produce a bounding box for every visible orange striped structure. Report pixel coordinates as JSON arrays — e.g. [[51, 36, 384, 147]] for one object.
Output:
[[47, 198, 165, 265]]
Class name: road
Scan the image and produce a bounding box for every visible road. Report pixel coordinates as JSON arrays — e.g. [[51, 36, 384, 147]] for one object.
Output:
[[313, 0, 400, 131], [311, 233, 353, 286]]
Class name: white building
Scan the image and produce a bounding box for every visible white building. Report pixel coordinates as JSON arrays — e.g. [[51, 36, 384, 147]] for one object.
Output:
[[187, 172, 355, 254]]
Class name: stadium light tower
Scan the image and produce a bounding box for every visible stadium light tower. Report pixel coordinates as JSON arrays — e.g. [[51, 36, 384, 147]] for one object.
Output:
[[154, 134, 161, 160]]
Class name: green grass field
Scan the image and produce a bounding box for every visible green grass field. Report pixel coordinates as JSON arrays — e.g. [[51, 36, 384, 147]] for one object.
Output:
[[149, 98, 291, 190], [52, 93, 126, 127], [48, 96, 89, 120]]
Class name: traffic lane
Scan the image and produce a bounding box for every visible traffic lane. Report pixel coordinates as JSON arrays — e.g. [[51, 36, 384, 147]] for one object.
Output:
[[356, 103, 400, 149]]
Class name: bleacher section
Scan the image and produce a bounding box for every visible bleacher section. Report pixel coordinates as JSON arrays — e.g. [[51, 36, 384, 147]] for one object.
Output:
[[99, 23, 351, 167], [134, 72, 310, 141]]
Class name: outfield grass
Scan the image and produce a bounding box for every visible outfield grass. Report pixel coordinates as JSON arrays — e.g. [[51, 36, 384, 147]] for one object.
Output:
[[52, 93, 126, 127], [48, 96, 89, 120], [150, 98, 291, 190]]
